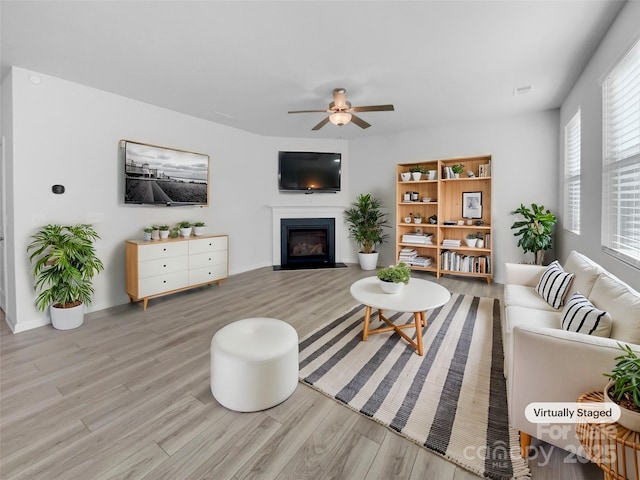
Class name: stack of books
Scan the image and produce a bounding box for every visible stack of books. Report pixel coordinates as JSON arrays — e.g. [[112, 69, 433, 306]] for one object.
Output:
[[410, 256, 432, 267], [402, 233, 433, 244], [399, 248, 418, 262], [442, 239, 461, 247]]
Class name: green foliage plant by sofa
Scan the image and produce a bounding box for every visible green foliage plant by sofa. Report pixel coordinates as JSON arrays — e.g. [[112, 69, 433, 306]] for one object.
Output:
[[510, 203, 557, 265], [605, 343, 640, 412], [344, 193, 390, 254], [377, 262, 411, 284], [27, 224, 105, 311]]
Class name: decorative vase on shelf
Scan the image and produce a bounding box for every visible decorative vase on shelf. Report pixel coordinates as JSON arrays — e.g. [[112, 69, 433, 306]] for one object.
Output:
[[477, 239, 484, 248], [411, 172, 422, 181], [401, 172, 411, 181], [465, 237, 477, 247]]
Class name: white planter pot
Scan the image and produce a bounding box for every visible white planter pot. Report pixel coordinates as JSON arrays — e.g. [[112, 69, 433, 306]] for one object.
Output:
[[179, 227, 192, 237], [193, 226, 207, 236], [400, 172, 411, 181], [50, 302, 84, 330], [151, 229, 160, 241], [159, 230, 170, 239], [411, 172, 422, 181], [476, 239, 484, 248], [428, 170, 437, 180], [358, 252, 379, 271], [414, 217, 422, 224], [379, 280, 404, 294], [143, 232, 152, 241], [465, 238, 477, 247], [605, 380, 640, 431]]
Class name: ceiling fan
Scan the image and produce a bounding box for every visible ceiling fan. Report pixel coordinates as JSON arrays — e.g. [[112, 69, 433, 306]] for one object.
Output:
[[288, 88, 394, 130]]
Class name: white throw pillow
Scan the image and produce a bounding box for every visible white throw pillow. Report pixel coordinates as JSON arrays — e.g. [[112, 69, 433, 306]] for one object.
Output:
[[561, 292, 612, 337], [589, 273, 640, 344], [535, 260, 575, 309]]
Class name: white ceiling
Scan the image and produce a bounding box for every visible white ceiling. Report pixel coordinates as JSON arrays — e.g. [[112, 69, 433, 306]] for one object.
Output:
[[0, 0, 626, 139]]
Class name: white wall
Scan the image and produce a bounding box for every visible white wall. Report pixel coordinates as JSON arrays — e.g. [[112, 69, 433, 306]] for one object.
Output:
[[5, 67, 346, 332], [348, 110, 560, 283], [559, 1, 640, 291]]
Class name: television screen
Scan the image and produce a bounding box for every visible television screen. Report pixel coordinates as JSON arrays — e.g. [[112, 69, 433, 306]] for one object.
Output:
[[123, 140, 209, 206], [278, 151, 341, 192]]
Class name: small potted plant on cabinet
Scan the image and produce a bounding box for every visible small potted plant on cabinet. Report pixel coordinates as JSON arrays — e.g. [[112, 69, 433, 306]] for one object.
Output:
[[193, 221, 207, 236], [451, 164, 465, 178], [178, 221, 193, 237], [377, 262, 411, 294], [27, 224, 105, 330], [410, 166, 426, 181], [143, 227, 153, 241], [344, 193, 390, 270], [465, 233, 478, 247], [158, 225, 170, 239], [151, 225, 160, 241], [604, 343, 640, 431]]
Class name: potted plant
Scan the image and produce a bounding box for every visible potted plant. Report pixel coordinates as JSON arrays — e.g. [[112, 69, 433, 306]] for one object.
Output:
[[193, 221, 207, 236], [151, 225, 160, 241], [400, 171, 412, 182], [27, 224, 105, 330], [143, 227, 153, 241], [604, 343, 640, 431], [409, 166, 426, 181], [476, 232, 485, 248], [177, 221, 192, 237], [465, 233, 478, 247], [510, 203, 557, 265], [377, 262, 411, 294], [158, 225, 170, 239], [451, 164, 464, 178], [344, 193, 390, 270]]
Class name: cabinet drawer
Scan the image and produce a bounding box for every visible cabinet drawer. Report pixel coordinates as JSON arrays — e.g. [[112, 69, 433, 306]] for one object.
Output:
[[138, 242, 189, 261], [188, 251, 227, 269], [189, 237, 227, 255], [189, 264, 227, 286], [138, 271, 189, 297], [138, 257, 188, 278]]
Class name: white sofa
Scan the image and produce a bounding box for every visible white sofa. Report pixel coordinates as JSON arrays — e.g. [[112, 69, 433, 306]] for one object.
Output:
[[504, 250, 640, 456]]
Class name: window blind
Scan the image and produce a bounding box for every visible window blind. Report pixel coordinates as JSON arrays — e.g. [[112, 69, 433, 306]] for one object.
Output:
[[564, 111, 581, 234], [602, 39, 640, 268]]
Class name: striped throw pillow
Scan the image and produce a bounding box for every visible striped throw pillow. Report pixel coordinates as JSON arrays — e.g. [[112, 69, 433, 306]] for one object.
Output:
[[561, 292, 612, 337], [535, 260, 574, 309]]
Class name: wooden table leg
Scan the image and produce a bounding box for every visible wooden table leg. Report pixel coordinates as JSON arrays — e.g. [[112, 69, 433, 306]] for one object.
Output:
[[414, 312, 424, 356], [362, 305, 372, 341]]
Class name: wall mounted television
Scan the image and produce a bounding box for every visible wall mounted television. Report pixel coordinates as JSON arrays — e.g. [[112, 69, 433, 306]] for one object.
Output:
[[122, 140, 209, 206], [278, 151, 342, 192]]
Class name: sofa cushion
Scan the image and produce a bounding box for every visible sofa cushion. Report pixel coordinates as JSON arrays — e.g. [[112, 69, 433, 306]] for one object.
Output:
[[589, 273, 640, 344], [563, 250, 603, 300], [561, 292, 612, 337], [504, 284, 558, 312], [535, 261, 575, 309]]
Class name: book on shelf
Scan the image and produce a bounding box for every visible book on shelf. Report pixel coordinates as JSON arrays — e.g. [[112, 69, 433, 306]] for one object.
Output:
[[402, 233, 433, 244], [479, 163, 491, 177], [442, 239, 461, 247], [440, 250, 491, 273], [409, 256, 432, 267]]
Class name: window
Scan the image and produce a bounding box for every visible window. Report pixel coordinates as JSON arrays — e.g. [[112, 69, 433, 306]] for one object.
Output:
[[564, 110, 581, 234], [602, 39, 640, 268]]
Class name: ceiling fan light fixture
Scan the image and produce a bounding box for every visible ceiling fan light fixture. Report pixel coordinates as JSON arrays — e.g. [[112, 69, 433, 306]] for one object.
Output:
[[329, 112, 352, 126]]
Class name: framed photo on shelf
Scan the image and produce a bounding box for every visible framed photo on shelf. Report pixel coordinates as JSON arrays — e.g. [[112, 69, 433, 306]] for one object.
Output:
[[462, 191, 482, 219]]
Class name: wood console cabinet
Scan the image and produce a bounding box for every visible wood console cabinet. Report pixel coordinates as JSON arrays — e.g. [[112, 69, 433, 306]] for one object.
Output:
[[125, 234, 228, 309], [396, 155, 492, 283]]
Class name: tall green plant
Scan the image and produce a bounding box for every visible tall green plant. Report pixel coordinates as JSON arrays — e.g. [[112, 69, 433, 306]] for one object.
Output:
[[27, 224, 105, 310], [605, 343, 640, 410], [510, 203, 557, 264], [344, 193, 390, 253]]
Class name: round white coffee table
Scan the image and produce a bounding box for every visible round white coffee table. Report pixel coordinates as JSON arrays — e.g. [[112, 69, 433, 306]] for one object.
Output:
[[350, 277, 450, 355]]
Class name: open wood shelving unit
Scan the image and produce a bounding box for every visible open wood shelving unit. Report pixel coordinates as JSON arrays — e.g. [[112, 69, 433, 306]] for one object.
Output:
[[396, 155, 492, 283]]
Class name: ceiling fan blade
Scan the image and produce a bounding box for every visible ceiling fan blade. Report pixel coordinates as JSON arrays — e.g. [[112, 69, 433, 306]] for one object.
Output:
[[312, 117, 331, 130], [350, 114, 371, 129], [288, 109, 329, 114], [350, 104, 395, 113]]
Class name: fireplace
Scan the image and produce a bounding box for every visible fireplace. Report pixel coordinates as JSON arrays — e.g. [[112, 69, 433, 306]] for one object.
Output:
[[280, 218, 335, 269]]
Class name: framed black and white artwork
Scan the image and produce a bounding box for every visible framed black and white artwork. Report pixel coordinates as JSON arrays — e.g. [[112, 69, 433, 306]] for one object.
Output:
[[462, 191, 482, 219]]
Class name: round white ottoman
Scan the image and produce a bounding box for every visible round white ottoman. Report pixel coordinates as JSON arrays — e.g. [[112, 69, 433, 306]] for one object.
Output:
[[210, 317, 298, 412]]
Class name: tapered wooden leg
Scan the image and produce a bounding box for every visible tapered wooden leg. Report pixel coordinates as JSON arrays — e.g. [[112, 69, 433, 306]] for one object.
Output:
[[520, 432, 531, 459], [362, 305, 372, 341], [414, 312, 424, 356]]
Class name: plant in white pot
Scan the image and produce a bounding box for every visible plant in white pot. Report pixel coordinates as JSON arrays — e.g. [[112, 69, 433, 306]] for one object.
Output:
[[143, 227, 153, 241], [377, 262, 411, 294], [27, 224, 105, 330], [604, 343, 640, 431], [177, 221, 192, 237], [344, 193, 390, 270], [158, 225, 170, 239], [193, 221, 207, 236]]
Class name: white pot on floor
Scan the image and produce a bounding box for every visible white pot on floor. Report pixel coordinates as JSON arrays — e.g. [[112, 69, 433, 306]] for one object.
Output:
[[358, 252, 379, 271], [50, 302, 84, 330]]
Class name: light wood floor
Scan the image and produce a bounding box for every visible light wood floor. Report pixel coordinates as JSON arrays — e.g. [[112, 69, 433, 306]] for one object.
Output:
[[0, 266, 603, 479]]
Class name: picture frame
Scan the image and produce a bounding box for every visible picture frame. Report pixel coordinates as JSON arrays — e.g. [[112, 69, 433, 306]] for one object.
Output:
[[462, 191, 482, 219]]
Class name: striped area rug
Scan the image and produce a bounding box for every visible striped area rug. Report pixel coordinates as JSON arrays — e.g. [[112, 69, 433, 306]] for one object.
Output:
[[298, 294, 531, 480]]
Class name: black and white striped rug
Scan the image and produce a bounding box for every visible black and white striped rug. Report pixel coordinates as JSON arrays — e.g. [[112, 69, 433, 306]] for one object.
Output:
[[298, 294, 531, 480]]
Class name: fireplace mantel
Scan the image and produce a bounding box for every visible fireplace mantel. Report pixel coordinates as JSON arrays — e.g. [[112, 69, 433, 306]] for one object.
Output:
[[269, 204, 346, 266]]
